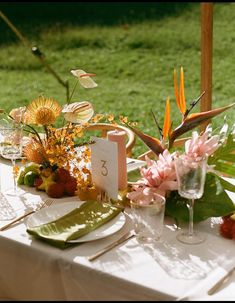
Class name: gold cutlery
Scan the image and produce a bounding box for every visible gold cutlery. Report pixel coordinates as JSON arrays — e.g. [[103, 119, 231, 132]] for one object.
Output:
[[207, 266, 235, 295], [0, 199, 53, 231], [88, 230, 135, 261]]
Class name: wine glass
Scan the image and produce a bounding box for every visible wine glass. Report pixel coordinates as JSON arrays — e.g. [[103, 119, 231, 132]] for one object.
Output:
[[0, 121, 23, 196], [174, 155, 207, 245]]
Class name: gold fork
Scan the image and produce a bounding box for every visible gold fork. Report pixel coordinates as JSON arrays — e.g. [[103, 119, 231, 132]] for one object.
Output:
[[0, 198, 53, 231]]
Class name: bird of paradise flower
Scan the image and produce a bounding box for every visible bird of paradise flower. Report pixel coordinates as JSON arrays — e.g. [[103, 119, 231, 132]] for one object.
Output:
[[127, 67, 235, 156]]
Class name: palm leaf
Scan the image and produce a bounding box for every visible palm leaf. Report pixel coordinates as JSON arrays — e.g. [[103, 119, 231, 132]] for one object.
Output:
[[209, 133, 235, 177]]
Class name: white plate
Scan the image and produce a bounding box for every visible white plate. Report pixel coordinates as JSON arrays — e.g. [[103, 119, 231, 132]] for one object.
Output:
[[27, 201, 126, 243]]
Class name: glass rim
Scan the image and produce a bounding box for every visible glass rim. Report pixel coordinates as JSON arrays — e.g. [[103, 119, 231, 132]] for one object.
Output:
[[175, 154, 208, 163], [130, 195, 166, 208]]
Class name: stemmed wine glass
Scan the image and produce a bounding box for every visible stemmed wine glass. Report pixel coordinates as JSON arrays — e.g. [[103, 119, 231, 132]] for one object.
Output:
[[174, 155, 207, 245], [0, 120, 23, 196]]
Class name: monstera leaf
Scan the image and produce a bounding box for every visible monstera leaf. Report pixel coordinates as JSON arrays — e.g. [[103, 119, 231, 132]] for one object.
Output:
[[165, 173, 235, 223]]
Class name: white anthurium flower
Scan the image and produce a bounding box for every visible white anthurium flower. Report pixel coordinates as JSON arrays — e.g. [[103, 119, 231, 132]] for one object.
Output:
[[9, 106, 27, 123], [62, 101, 94, 124], [71, 69, 98, 88]]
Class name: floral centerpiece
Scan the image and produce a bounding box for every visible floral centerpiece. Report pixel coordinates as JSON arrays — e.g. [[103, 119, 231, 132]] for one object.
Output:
[[3, 68, 105, 199], [125, 67, 235, 239]]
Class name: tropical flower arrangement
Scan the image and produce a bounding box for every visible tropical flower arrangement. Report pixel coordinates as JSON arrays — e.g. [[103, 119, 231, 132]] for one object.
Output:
[[4, 68, 106, 199], [126, 67, 235, 238]]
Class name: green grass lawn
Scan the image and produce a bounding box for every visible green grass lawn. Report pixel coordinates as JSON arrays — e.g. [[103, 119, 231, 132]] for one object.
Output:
[[0, 3, 234, 157]]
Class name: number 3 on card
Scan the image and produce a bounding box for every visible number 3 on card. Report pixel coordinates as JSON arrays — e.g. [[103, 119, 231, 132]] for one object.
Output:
[[101, 160, 108, 176]]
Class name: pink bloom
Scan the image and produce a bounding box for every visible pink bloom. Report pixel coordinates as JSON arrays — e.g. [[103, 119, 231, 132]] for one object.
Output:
[[185, 130, 220, 161], [127, 150, 178, 205]]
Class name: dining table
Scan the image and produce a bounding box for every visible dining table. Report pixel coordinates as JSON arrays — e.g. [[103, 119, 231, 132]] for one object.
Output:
[[0, 157, 235, 301]]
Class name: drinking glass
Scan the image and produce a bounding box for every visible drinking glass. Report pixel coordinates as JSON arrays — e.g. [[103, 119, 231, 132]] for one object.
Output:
[[174, 155, 207, 244], [130, 194, 166, 242], [0, 121, 23, 196]]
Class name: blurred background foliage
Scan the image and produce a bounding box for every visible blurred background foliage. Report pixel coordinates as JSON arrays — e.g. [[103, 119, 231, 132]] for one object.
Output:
[[0, 2, 234, 157]]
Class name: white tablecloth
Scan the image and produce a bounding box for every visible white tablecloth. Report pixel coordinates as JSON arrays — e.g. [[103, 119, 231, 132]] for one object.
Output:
[[0, 159, 235, 301]]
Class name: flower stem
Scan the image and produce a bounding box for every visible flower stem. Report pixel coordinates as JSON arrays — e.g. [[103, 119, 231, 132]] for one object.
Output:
[[187, 198, 194, 237], [43, 125, 49, 140], [183, 91, 206, 119], [67, 80, 78, 105], [24, 124, 43, 145], [62, 80, 78, 127]]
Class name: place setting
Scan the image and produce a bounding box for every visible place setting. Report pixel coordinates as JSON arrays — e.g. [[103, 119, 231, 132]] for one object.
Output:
[[0, 67, 234, 252], [1, 2, 235, 301], [0, 64, 234, 302]]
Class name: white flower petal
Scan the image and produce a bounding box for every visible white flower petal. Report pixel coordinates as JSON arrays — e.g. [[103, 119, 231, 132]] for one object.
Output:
[[71, 69, 98, 88], [63, 101, 94, 124]]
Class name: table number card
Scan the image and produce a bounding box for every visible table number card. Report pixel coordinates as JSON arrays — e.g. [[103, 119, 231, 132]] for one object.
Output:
[[90, 137, 118, 200]]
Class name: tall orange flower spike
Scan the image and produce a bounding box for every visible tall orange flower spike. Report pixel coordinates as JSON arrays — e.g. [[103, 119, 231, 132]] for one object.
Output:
[[174, 67, 186, 116], [163, 97, 171, 140], [174, 69, 181, 112], [180, 66, 186, 115]]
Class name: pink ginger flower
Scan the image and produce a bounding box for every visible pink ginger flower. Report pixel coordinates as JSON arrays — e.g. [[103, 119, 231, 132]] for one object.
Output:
[[185, 130, 220, 162], [127, 149, 178, 205]]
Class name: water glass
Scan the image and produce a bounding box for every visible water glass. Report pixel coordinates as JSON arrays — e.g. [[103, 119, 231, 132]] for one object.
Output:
[[130, 195, 165, 242]]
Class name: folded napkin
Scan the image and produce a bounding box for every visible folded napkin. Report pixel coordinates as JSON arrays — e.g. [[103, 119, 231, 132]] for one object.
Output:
[[27, 200, 122, 249]]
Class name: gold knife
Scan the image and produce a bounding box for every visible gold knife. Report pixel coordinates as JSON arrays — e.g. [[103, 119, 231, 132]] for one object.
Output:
[[207, 266, 235, 295], [88, 230, 135, 261]]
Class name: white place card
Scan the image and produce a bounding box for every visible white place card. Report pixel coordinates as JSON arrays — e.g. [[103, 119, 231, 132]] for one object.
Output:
[[90, 137, 118, 200]]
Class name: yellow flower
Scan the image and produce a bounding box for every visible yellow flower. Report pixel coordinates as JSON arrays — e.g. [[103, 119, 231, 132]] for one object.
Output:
[[107, 114, 115, 123], [71, 69, 98, 88], [91, 113, 104, 123], [26, 96, 62, 125], [119, 115, 128, 124], [24, 139, 48, 164], [62, 101, 94, 124]]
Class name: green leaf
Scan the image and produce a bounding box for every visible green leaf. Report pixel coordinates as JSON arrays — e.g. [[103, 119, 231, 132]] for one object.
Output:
[[208, 133, 235, 177], [214, 161, 235, 177], [165, 173, 235, 223], [27, 200, 122, 249], [217, 154, 235, 162], [217, 175, 235, 192], [127, 169, 142, 182]]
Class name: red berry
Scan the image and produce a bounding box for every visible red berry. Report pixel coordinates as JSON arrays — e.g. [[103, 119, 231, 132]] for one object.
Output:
[[219, 216, 235, 239], [232, 224, 235, 240], [47, 182, 65, 198], [56, 168, 71, 183], [64, 178, 77, 196]]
